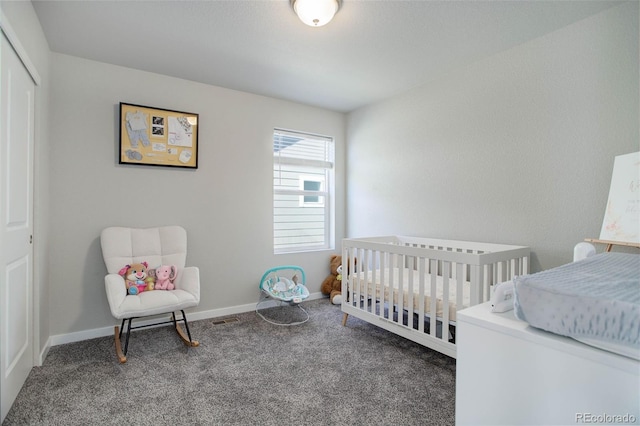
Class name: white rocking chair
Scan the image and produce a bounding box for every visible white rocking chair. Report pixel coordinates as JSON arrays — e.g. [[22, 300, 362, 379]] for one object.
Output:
[[100, 226, 200, 363]]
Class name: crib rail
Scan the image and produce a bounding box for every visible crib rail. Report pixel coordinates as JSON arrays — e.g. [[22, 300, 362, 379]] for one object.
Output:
[[341, 236, 529, 358]]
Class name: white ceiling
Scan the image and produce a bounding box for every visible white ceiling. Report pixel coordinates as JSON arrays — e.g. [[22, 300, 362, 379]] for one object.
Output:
[[32, 0, 622, 112]]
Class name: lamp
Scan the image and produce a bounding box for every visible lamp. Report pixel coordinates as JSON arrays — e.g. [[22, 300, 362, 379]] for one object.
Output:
[[291, 0, 341, 27]]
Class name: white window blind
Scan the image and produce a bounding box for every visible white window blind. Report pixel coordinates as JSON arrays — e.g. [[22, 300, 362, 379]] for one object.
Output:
[[273, 128, 334, 253]]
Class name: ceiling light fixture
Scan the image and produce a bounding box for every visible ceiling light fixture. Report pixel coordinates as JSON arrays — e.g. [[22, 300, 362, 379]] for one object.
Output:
[[291, 0, 341, 27]]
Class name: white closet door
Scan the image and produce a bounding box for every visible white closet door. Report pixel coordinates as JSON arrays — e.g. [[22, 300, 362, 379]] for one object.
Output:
[[0, 32, 35, 422]]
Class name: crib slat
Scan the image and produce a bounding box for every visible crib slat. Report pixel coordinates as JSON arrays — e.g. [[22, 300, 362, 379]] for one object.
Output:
[[442, 261, 450, 342], [483, 264, 492, 301], [370, 250, 376, 316], [418, 256, 426, 333], [497, 261, 505, 284], [406, 256, 414, 328], [397, 253, 404, 326], [350, 248, 356, 307], [363, 248, 371, 313], [386, 251, 392, 320], [429, 259, 437, 337], [372, 251, 386, 318], [456, 262, 464, 312], [342, 247, 348, 304], [355, 249, 363, 307], [470, 265, 481, 306]]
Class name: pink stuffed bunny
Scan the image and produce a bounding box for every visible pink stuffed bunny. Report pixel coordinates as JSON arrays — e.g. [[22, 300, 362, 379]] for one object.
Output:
[[152, 265, 177, 290]]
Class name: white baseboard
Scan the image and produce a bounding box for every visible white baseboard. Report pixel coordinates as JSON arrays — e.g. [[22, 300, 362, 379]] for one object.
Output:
[[47, 292, 326, 348], [38, 337, 51, 366]]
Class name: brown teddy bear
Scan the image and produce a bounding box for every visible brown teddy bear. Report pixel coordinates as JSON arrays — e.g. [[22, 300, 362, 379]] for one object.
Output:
[[321, 255, 345, 305], [118, 262, 154, 295]]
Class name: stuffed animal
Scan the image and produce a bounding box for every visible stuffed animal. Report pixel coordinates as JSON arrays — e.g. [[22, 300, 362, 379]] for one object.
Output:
[[118, 262, 154, 295], [149, 265, 178, 290], [320, 255, 345, 305]]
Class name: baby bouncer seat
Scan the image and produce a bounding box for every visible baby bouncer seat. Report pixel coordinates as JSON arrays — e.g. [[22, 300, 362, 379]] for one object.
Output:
[[256, 265, 310, 325]]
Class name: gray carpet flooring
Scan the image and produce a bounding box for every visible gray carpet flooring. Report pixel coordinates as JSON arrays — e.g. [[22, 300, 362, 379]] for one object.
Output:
[[3, 299, 456, 425]]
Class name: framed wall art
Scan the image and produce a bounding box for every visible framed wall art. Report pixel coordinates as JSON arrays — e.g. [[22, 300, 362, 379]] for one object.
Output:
[[119, 102, 199, 169]]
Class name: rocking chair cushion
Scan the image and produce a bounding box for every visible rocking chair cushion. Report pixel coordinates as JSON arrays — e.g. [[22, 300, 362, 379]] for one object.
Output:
[[101, 226, 188, 274], [105, 267, 199, 319]]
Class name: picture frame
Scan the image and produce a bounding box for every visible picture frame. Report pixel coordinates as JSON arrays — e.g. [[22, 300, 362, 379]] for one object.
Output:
[[119, 102, 199, 169]]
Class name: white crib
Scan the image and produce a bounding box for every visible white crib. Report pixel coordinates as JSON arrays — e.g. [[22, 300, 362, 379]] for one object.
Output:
[[341, 236, 530, 358]]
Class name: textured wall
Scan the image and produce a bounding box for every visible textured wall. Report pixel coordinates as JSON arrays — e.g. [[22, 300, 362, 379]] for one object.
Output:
[[347, 2, 639, 272], [48, 54, 345, 336]]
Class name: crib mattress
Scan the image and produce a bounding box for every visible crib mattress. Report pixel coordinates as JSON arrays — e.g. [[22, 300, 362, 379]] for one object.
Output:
[[351, 268, 470, 322], [514, 253, 640, 359]]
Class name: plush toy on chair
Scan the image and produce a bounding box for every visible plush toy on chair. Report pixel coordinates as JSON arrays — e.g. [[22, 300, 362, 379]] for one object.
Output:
[[151, 265, 178, 290], [119, 262, 154, 295]]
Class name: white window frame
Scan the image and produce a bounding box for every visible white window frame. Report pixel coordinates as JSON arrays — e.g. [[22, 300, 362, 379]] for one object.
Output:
[[298, 175, 325, 207], [273, 128, 334, 254]]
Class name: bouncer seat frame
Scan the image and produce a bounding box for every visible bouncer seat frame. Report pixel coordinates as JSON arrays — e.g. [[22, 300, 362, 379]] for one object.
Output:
[[256, 265, 310, 325]]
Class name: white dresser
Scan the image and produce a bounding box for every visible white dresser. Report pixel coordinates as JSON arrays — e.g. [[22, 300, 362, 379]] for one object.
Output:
[[455, 302, 640, 425]]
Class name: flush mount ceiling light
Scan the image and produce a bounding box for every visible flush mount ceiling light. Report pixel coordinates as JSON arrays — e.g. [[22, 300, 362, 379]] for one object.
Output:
[[291, 0, 341, 27]]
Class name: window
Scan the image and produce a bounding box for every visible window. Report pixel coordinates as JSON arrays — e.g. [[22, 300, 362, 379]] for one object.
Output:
[[299, 176, 324, 206], [273, 128, 334, 253]]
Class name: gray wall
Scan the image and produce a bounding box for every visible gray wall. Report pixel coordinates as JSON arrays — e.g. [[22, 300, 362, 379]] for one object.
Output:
[[346, 2, 639, 272], [48, 53, 345, 336]]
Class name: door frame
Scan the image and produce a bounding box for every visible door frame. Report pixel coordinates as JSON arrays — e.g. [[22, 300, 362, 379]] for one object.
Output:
[[0, 11, 41, 87], [0, 6, 42, 412]]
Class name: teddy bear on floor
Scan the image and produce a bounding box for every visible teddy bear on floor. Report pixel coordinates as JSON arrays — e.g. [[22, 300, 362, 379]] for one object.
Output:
[[321, 255, 346, 305], [118, 262, 154, 295]]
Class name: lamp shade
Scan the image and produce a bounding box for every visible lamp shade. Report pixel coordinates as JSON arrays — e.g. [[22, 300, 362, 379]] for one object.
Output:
[[292, 0, 341, 27]]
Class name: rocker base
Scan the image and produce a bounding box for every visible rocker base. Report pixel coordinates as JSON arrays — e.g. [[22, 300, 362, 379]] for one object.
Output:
[[175, 322, 199, 347], [114, 326, 127, 364], [113, 310, 198, 363]]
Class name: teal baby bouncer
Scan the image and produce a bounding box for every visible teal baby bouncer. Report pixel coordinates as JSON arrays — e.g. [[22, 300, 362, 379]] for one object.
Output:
[[256, 265, 310, 325]]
